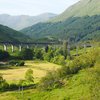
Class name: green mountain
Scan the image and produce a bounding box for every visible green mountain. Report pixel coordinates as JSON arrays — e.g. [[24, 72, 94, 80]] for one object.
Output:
[[21, 0, 100, 42], [50, 0, 100, 22], [0, 13, 57, 30], [0, 24, 31, 42]]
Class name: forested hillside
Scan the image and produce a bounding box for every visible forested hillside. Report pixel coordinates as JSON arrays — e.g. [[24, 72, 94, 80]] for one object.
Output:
[[21, 15, 100, 42], [0, 24, 31, 42]]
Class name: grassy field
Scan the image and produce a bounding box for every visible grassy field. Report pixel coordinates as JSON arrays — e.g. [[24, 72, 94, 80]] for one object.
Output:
[[0, 59, 99, 100], [0, 61, 61, 83]]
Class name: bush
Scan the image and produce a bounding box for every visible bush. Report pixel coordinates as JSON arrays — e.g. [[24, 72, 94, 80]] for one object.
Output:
[[0, 74, 9, 91], [57, 49, 99, 77], [43, 51, 54, 62], [39, 71, 63, 91], [9, 83, 18, 90], [57, 66, 71, 78], [54, 48, 63, 56], [8, 60, 25, 66], [25, 69, 34, 83], [19, 49, 33, 60], [0, 50, 10, 61], [8, 60, 17, 65], [18, 79, 26, 86], [52, 55, 65, 65], [16, 61, 25, 66], [34, 49, 43, 60]]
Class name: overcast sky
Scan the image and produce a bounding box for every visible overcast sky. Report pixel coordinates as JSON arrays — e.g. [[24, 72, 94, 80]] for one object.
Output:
[[0, 0, 80, 16]]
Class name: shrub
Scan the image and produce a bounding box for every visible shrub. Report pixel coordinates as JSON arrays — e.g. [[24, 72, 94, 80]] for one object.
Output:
[[19, 49, 33, 60], [59, 49, 99, 76], [52, 55, 65, 65], [39, 71, 63, 91], [57, 66, 71, 78], [54, 48, 63, 56], [18, 79, 26, 86], [0, 74, 9, 91], [9, 83, 18, 90], [0, 50, 10, 61], [16, 61, 25, 66], [34, 49, 43, 60], [8, 60, 18, 65], [8, 60, 25, 66], [25, 69, 34, 83], [43, 51, 54, 62], [0, 81, 9, 91]]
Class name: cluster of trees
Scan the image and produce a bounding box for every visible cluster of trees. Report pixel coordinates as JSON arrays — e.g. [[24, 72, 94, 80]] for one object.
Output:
[[17, 47, 66, 65], [39, 49, 99, 90], [0, 40, 71, 67], [8, 42, 69, 65]]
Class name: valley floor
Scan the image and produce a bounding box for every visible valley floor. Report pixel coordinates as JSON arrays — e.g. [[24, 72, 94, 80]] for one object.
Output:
[[0, 61, 61, 83], [0, 60, 100, 100]]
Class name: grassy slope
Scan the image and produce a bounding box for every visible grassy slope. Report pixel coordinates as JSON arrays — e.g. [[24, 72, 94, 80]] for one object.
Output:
[[50, 0, 100, 22]]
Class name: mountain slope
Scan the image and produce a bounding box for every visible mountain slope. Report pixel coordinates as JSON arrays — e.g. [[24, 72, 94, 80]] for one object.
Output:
[[0, 24, 31, 42], [21, 15, 100, 42], [21, 0, 100, 42], [50, 0, 100, 22], [0, 13, 57, 30]]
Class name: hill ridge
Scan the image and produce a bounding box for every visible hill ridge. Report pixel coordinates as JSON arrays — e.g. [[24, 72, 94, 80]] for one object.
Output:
[[50, 0, 100, 22], [0, 13, 57, 30], [0, 24, 31, 42]]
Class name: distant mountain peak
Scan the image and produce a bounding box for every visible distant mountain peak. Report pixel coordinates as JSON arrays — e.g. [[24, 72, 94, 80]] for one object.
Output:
[[0, 13, 57, 30]]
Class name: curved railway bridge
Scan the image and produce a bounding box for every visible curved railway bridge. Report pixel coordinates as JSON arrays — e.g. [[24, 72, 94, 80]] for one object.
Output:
[[0, 41, 62, 52]]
